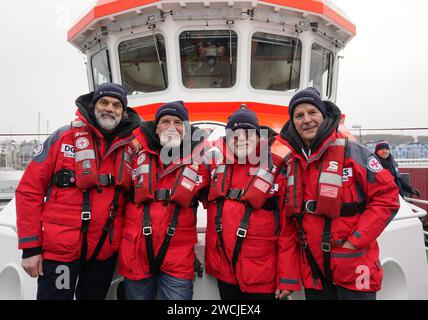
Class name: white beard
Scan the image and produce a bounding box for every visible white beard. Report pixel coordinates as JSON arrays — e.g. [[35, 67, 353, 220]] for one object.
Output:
[[95, 110, 121, 131], [159, 130, 182, 148]]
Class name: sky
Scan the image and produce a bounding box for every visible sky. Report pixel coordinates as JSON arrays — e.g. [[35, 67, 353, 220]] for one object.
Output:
[[0, 0, 427, 137]]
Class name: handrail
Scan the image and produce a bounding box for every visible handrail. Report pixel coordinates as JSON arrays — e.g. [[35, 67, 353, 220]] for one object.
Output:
[[404, 197, 428, 205]]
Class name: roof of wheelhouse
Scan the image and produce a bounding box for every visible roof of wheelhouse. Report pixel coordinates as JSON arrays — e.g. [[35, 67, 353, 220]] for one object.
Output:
[[68, 0, 356, 50]]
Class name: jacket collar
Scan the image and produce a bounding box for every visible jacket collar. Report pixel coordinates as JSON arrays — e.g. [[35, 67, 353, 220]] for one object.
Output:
[[74, 91, 141, 140]]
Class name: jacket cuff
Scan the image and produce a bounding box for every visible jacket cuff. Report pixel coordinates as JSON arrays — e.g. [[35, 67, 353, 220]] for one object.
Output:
[[277, 277, 301, 291], [347, 231, 366, 249], [22, 246, 42, 259]]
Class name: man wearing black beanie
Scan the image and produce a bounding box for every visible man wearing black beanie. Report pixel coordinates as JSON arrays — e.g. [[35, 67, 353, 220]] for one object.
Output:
[[16, 82, 141, 300], [375, 140, 420, 197], [204, 105, 289, 300], [118, 101, 211, 300], [275, 87, 399, 300]]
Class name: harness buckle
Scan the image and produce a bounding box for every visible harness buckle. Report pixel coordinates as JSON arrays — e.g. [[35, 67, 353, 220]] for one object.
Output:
[[99, 174, 115, 186], [236, 227, 247, 238], [156, 189, 171, 201], [167, 226, 176, 236], [321, 242, 331, 252], [304, 200, 317, 214], [81, 211, 91, 220], [215, 224, 223, 232], [321, 232, 331, 252], [142, 226, 152, 235], [226, 189, 243, 200]]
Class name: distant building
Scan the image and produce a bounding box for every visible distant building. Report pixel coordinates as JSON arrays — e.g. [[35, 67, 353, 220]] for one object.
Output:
[[366, 141, 428, 159], [0, 140, 38, 170]]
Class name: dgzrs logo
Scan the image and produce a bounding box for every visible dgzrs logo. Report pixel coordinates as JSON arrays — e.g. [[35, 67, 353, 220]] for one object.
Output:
[[62, 145, 75, 153], [61, 144, 76, 159]]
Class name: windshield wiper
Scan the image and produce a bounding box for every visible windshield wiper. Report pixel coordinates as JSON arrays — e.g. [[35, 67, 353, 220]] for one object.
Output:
[[150, 25, 168, 89]]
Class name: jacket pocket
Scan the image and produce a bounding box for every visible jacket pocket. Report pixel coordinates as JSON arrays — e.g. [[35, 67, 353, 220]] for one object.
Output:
[[239, 244, 276, 286], [331, 246, 368, 286], [119, 227, 139, 272], [41, 221, 81, 257]]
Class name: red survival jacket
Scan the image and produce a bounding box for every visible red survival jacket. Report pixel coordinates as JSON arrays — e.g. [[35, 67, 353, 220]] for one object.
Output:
[[118, 122, 210, 281], [204, 138, 288, 293], [275, 102, 400, 293], [16, 100, 141, 262]]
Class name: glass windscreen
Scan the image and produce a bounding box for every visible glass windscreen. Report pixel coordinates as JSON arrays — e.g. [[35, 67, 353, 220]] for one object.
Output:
[[179, 30, 237, 88], [91, 49, 111, 87], [119, 34, 168, 95], [250, 32, 301, 91], [309, 43, 333, 98]]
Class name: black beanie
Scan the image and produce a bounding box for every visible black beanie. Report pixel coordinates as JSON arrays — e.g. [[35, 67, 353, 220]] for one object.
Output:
[[289, 87, 326, 118], [155, 101, 189, 124], [226, 107, 260, 132], [375, 140, 390, 152], [91, 83, 128, 109]]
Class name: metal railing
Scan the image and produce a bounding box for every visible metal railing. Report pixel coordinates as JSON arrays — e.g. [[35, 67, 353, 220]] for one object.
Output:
[[404, 197, 428, 206], [404, 197, 428, 253]]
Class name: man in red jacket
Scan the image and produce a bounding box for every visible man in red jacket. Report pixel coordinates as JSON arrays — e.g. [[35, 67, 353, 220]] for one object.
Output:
[[118, 101, 210, 300], [16, 83, 141, 300], [204, 106, 288, 300], [275, 87, 400, 300]]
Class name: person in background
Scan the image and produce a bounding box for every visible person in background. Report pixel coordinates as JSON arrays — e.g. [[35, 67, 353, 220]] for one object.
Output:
[[375, 140, 420, 198]]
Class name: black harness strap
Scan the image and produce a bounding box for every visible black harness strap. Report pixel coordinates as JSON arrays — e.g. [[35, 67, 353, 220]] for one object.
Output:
[[295, 213, 323, 287], [231, 205, 253, 272], [155, 204, 181, 272], [261, 196, 279, 236], [89, 187, 121, 262], [142, 202, 157, 274], [321, 217, 332, 281], [80, 190, 92, 262], [215, 198, 231, 265]]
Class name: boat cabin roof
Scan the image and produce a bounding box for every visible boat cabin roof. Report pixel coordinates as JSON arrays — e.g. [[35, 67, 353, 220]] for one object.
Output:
[[68, 0, 355, 50]]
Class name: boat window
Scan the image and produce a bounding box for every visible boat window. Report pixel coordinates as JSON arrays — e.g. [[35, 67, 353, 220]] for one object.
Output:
[[250, 32, 301, 91], [179, 30, 237, 88], [309, 43, 333, 98], [91, 49, 111, 87], [118, 34, 168, 95]]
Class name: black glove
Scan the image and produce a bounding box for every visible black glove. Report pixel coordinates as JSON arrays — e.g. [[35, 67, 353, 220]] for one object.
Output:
[[412, 188, 421, 197]]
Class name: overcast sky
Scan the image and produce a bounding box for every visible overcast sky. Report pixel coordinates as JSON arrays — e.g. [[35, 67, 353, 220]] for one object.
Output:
[[0, 0, 427, 136]]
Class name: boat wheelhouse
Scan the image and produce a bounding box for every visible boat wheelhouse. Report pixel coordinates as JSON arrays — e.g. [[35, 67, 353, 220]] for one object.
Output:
[[68, 0, 355, 132]]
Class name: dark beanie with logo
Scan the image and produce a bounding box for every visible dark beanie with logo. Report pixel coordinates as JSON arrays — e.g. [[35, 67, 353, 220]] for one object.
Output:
[[226, 106, 260, 132], [375, 140, 390, 152], [288, 87, 326, 118], [155, 101, 189, 124], [91, 83, 128, 109]]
